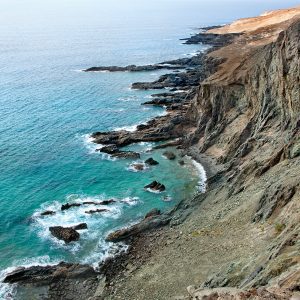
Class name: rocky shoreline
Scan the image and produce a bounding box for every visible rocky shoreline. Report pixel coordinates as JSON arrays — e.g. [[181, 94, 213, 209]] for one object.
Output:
[[3, 7, 300, 300]]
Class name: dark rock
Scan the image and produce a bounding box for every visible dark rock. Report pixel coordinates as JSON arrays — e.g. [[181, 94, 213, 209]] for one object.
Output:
[[145, 208, 161, 219], [72, 223, 88, 230], [152, 139, 182, 149], [3, 262, 100, 300], [101, 199, 116, 205], [61, 203, 81, 211], [97, 144, 119, 154], [40, 210, 56, 216], [179, 160, 185, 165], [96, 143, 140, 159], [163, 151, 176, 160], [130, 163, 145, 171], [49, 226, 80, 243], [106, 215, 170, 242], [3, 262, 97, 284], [181, 32, 240, 46], [82, 199, 116, 206], [83, 64, 185, 73], [85, 208, 109, 214], [145, 158, 159, 165], [144, 181, 166, 192], [111, 151, 140, 159]]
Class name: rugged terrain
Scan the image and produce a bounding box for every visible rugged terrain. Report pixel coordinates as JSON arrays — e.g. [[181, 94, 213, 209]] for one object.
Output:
[[4, 6, 300, 300], [96, 6, 300, 299]]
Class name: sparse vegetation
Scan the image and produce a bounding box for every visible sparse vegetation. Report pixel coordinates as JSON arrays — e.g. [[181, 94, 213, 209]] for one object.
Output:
[[274, 223, 286, 234]]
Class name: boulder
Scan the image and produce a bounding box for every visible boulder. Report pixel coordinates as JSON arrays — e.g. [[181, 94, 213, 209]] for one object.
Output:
[[179, 160, 185, 165], [145, 158, 159, 165], [131, 163, 145, 171], [49, 226, 80, 243], [144, 181, 166, 192], [163, 151, 176, 160]]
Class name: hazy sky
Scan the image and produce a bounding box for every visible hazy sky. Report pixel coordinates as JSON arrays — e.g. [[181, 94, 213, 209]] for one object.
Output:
[[1, 0, 299, 34]]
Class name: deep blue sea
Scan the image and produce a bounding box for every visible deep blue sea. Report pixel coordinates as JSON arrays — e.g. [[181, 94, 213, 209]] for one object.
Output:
[[0, 0, 298, 297]]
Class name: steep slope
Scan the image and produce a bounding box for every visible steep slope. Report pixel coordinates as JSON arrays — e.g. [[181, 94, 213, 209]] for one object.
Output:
[[104, 9, 300, 300]]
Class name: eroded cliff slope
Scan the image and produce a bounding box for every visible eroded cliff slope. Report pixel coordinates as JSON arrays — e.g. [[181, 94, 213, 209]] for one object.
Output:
[[107, 8, 300, 300]]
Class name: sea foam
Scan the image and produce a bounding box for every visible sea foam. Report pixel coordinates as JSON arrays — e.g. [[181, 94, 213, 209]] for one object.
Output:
[[191, 159, 207, 193]]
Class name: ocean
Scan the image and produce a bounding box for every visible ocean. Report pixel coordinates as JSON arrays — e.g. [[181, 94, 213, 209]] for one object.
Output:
[[0, 0, 298, 297]]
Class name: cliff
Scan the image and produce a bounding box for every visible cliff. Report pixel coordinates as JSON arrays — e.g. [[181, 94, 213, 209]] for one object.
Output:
[[106, 8, 300, 299]]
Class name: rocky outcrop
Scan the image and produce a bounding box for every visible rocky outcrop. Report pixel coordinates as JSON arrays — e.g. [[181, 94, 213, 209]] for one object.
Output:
[[145, 157, 159, 165], [4, 262, 100, 300], [83, 63, 185, 72], [163, 151, 176, 160], [106, 214, 170, 242], [144, 181, 166, 192], [49, 226, 81, 243], [60, 199, 116, 212], [129, 163, 146, 171], [97, 145, 140, 159], [181, 31, 240, 46]]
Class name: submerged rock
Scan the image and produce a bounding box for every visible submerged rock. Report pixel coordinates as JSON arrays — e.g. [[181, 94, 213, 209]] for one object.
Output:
[[40, 210, 56, 216], [130, 163, 146, 171], [144, 181, 166, 192], [145, 157, 159, 165], [163, 151, 176, 160], [179, 160, 185, 165], [82, 199, 116, 206], [49, 226, 80, 243], [85, 208, 109, 214]]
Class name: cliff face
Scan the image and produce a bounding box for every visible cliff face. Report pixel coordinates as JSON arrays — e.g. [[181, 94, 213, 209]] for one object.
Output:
[[102, 13, 300, 299], [188, 17, 299, 159], [183, 13, 300, 298]]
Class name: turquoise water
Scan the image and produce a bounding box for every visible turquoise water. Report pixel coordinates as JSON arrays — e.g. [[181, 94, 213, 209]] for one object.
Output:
[[0, 0, 299, 294]]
